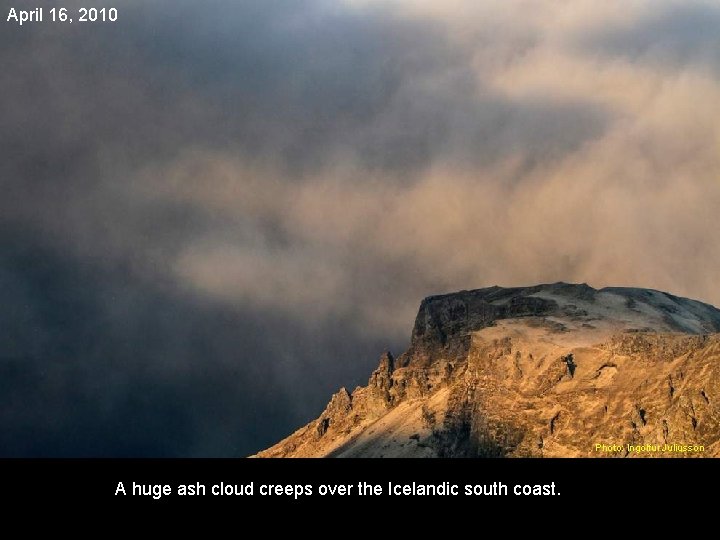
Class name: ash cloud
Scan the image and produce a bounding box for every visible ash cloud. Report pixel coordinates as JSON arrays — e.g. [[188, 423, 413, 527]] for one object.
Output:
[[579, 2, 720, 75], [1, 0, 719, 455]]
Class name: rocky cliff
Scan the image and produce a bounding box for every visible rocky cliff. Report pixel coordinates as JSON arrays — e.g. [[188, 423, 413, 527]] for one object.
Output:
[[256, 283, 720, 457]]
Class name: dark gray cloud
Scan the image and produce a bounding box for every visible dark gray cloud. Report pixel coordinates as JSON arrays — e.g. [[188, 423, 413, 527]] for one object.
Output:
[[1, 0, 719, 456], [0, 225, 395, 456], [579, 3, 720, 75]]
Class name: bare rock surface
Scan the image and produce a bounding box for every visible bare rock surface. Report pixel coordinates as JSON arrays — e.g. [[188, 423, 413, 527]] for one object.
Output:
[[255, 283, 720, 458]]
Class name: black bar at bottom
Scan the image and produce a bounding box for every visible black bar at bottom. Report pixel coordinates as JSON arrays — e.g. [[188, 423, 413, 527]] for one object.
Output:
[[1, 458, 714, 511]]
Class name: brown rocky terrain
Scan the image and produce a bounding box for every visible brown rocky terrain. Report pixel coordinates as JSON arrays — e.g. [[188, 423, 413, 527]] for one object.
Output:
[[256, 283, 720, 457]]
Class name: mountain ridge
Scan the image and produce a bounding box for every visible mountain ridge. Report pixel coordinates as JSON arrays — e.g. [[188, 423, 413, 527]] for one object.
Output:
[[256, 283, 720, 458]]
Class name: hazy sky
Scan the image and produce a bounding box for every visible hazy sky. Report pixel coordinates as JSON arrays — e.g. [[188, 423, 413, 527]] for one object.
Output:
[[2, 0, 719, 456]]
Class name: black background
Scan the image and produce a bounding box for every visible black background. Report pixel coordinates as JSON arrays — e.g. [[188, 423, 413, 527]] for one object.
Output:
[[3, 458, 713, 512]]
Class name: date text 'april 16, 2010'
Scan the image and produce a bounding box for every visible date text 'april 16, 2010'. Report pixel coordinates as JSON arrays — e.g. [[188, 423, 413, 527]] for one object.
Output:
[[6, 7, 118, 25]]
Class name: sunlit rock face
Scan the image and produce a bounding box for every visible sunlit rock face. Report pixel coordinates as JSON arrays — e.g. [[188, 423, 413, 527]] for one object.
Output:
[[256, 283, 720, 458]]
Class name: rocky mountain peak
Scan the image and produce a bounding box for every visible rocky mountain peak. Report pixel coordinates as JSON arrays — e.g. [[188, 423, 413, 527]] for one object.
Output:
[[256, 284, 720, 458], [402, 282, 720, 368]]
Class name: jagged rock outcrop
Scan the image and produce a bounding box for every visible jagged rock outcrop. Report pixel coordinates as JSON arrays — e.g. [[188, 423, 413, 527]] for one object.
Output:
[[256, 283, 720, 458]]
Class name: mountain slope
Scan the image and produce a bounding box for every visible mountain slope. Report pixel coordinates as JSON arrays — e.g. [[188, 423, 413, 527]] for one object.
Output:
[[256, 283, 720, 457]]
